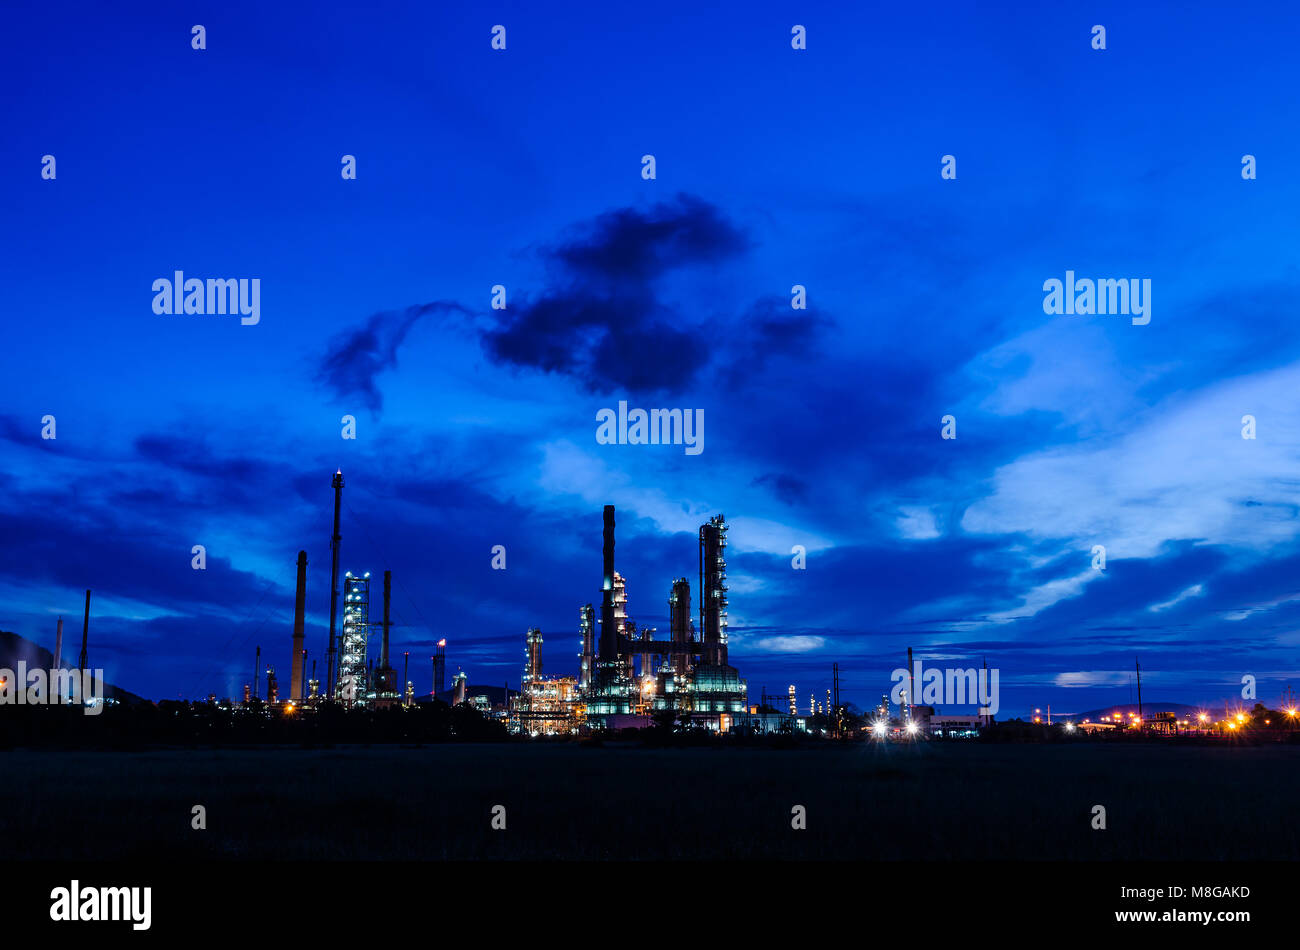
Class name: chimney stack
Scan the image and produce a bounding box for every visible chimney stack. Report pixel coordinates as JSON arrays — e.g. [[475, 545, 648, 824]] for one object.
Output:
[[77, 590, 90, 671], [907, 647, 914, 716], [599, 505, 617, 661], [54, 617, 64, 671], [382, 570, 392, 671], [290, 551, 307, 702], [326, 470, 344, 698]]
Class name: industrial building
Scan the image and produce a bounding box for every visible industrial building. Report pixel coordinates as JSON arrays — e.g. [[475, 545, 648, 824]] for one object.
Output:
[[251, 474, 775, 735], [510, 628, 582, 735], [512, 505, 758, 734]]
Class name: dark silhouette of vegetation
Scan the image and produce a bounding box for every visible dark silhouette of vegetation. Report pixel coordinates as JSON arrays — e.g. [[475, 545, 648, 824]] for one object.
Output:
[[0, 698, 508, 749]]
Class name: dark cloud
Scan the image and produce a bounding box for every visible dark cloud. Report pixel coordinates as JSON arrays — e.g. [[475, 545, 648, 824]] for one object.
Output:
[[550, 193, 750, 284], [751, 472, 809, 505], [481, 288, 704, 393], [316, 301, 468, 412], [482, 193, 751, 395], [313, 195, 829, 401]]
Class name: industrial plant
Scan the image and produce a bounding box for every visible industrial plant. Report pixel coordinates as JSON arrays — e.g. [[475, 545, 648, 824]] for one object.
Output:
[[512, 505, 799, 734], [227, 471, 805, 736]]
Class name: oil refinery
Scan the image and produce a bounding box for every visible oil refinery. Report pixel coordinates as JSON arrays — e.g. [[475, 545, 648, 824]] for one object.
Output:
[[512, 505, 790, 734], [238, 471, 805, 736]]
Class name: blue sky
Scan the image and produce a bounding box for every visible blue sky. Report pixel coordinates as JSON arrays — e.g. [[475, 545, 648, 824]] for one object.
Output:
[[3, 0, 1300, 716]]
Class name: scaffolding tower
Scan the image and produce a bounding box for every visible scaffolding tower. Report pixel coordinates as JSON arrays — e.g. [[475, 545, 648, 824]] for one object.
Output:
[[335, 571, 371, 705]]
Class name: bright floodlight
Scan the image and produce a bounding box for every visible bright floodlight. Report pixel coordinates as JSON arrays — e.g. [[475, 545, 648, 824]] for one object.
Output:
[[905, 722, 918, 735]]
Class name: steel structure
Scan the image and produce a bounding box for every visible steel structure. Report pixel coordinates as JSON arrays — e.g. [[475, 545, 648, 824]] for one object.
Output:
[[578, 604, 595, 689], [371, 570, 399, 705], [335, 571, 371, 705], [699, 515, 728, 666], [577, 506, 747, 730], [512, 626, 582, 734], [525, 627, 543, 681]]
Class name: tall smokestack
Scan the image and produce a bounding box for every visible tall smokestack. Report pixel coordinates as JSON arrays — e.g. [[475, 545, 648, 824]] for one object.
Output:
[[326, 470, 344, 697], [579, 604, 595, 688], [525, 627, 543, 682], [291, 551, 307, 702], [599, 505, 617, 661], [1136, 657, 1143, 722], [907, 647, 914, 716], [382, 570, 392, 670], [53, 617, 64, 671], [669, 579, 691, 674], [254, 645, 261, 700], [77, 590, 90, 671]]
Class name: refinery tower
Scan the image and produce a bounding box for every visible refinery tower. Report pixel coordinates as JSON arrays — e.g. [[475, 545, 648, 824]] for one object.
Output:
[[578, 505, 747, 729]]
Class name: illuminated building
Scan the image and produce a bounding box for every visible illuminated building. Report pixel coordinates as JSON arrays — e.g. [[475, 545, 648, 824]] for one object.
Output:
[[579, 507, 750, 731], [511, 626, 582, 735], [334, 572, 371, 706]]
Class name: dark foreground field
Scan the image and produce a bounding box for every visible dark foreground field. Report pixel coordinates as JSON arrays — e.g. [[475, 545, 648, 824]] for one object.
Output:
[[6, 742, 1297, 860]]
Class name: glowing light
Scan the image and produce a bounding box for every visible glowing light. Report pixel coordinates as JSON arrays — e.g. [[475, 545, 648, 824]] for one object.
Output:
[[905, 722, 918, 735]]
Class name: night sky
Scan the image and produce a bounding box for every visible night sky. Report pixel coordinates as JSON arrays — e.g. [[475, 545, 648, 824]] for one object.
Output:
[[4, 1, 1300, 717]]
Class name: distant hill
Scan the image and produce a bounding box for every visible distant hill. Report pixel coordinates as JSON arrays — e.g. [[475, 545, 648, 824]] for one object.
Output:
[[0, 629, 147, 705]]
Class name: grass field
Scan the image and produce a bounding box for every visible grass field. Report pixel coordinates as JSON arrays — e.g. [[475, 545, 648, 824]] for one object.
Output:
[[6, 742, 1297, 860]]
